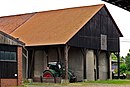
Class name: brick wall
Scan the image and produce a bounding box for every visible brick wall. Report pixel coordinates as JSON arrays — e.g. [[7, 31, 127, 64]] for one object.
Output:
[[0, 79, 17, 87], [17, 46, 23, 86]]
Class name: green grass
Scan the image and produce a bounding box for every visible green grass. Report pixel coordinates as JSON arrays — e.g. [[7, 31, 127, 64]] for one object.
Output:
[[86, 79, 130, 84], [22, 79, 130, 86]]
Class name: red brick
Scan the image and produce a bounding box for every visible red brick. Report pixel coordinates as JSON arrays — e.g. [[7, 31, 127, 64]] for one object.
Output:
[[17, 47, 23, 86], [0, 79, 17, 87]]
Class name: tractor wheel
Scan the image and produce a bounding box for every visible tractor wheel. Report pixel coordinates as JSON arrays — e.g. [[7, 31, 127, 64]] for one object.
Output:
[[43, 70, 54, 78]]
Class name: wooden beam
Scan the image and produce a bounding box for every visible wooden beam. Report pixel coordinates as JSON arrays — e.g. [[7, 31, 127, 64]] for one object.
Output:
[[64, 45, 69, 81], [107, 52, 110, 79]]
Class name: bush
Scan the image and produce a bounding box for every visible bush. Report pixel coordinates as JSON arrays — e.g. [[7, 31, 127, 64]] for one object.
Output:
[[126, 53, 130, 71], [120, 63, 127, 74]]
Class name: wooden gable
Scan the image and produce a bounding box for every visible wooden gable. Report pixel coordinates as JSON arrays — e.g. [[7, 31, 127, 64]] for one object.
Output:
[[68, 6, 122, 52]]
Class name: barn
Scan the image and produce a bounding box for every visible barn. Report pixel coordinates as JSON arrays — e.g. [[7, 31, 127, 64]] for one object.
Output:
[[0, 4, 123, 83]]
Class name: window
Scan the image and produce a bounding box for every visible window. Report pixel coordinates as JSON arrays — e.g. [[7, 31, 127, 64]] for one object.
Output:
[[0, 51, 16, 61], [0, 51, 5, 60], [10, 52, 16, 60], [0, 45, 17, 61]]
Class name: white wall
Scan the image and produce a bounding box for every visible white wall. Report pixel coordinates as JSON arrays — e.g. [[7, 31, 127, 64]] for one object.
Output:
[[68, 47, 84, 81]]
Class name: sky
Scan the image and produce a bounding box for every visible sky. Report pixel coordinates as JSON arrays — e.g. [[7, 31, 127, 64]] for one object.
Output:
[[0, 0, 130, 57]]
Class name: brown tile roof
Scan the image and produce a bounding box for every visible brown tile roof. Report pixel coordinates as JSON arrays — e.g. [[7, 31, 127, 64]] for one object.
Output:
[[10, 4, 104, 46], [0, 14, 34, 34]]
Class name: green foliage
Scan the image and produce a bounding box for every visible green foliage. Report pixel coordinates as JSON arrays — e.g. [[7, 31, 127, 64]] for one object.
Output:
[[120, 56, 125, 61], [125, 53, 130, 71], [111, 53, 117, 60], [120, 63, 127, 74], [111, 53, 124, 61]]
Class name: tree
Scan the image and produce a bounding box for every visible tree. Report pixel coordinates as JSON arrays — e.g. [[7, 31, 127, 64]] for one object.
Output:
[[125, 52, 130, 71], [111, 53, 125, 62]]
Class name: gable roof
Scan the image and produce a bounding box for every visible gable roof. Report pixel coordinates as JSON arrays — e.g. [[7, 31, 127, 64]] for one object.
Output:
[[0, 14, 34, 34], [0, 4, 122, 46], [10, 4, 104, 46]]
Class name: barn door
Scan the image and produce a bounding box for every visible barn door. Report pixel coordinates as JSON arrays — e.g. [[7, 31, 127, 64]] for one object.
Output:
[[22, 47, 28, 79]]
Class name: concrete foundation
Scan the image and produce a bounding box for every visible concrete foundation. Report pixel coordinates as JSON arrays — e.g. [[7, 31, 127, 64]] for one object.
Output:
[[68, 47, 83, 81], [34, 50, 47, 77], [86, 50, 95, 81], [109, 54, 112, 79], [99, 52, 108, 80]]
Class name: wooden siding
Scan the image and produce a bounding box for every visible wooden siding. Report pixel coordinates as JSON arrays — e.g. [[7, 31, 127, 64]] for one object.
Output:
[[0, 45, 17, 78], [0, 61, 17, 78], [68, 7, 120, 52]]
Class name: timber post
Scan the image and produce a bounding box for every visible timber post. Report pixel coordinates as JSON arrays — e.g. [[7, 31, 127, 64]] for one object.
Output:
[[117, 52, 120, 79], [107, 52, 110, 79], [64, 45, 70, 82]]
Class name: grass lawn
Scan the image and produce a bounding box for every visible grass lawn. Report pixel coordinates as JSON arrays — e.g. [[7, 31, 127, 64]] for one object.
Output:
[[22, 79, 130, 87], [86, 79, 130, 84]]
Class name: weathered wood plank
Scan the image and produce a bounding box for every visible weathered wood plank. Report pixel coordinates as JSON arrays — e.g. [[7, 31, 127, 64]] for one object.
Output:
[[0, 31, 24, 46]]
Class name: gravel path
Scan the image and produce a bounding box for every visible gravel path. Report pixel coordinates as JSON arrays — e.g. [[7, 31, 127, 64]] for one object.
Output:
[[28, 84, 130, 87]]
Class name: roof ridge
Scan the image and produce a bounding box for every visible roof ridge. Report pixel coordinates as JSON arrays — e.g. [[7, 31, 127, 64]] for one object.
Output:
[[10, 13, 36, 34], [33, 4, 105, 14], [10, 4, 104, 35], [0, 4, 105, 19]]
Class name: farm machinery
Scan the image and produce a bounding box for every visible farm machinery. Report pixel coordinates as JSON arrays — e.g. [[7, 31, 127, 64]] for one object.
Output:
[[42, 62, 76, 83]]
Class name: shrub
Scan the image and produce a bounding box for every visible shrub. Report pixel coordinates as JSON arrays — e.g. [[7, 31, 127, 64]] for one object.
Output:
[[120, 63, 127, 74], [125, 53, 130, 71]]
